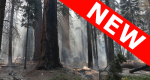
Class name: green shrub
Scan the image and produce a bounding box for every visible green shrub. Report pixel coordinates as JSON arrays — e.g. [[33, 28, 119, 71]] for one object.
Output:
[[105, 52, 127, 80]]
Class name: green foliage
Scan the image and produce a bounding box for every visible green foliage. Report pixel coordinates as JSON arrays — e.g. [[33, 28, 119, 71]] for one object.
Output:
[[120, 0, 144, 27], [105, 52, 127, 80], [49, 74, 82, 80], [21, 0, 38, 29], [122, 75, 150, 80], [57, 1, 69, 16], [57, 1, 80, 18], [62, 4, 69, 16]]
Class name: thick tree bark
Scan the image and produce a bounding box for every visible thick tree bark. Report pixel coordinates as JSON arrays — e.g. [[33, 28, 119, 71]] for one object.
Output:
[[0, 0, 6, 51], [87, 22, 93, 68], [33, 0, 42, 61], [8, 0, 15, 65], [36, 0, 62, 70], [61, 4, 70, 63]]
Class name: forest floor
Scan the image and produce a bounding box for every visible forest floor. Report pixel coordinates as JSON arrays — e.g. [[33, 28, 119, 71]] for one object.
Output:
[[0, 61, 99, 80], [0, 60, 150, 80]]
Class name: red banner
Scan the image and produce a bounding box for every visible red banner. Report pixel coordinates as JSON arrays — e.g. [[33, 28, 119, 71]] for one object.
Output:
[[59, 0, 150, 66]]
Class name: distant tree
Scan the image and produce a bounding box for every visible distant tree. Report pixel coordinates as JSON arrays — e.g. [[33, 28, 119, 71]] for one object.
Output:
[[120, 0, 144, 59], [105, 0, 115, 66], [8, 0, 15, 66], [93, 27, 99, 69], [60, 4, 70, 63], [87, 22, 93, 68], [120, 0, 144, 27], [36, 0, 62, 70], [8, 0, 22, 65], [91, 26, 99, 69], [0, 0, 6, 52], [21, 0, 38, 69]]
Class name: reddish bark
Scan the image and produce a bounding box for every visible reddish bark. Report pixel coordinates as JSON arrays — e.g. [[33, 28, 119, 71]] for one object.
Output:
[[33, 0, 42, 61], [36, 0, 62, 70]]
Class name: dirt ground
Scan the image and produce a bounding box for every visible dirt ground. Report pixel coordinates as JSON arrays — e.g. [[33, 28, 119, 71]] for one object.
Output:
[[0, 61, 100, 80], [0, 60, 150, 80]]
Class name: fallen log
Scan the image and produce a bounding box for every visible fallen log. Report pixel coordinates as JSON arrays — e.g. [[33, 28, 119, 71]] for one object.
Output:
[[129, 64, 149, 73], [121, 60, 150, 71], [121, 60, 145, 68]]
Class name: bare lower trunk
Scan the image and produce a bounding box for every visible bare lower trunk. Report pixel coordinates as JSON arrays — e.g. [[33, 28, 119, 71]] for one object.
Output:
[[104, 34, 109, 64], [8, 0, 14, 65], [36, 0, 62, 70], [105, 0, 114, 68], [33, 0, 42, 61], [94, 27, 98, 69], [24, 3, 30, 69], [24, 26, 29, 69], [107, 37, 114, 63], [87, 22, 93, 68], [0, 0, 6, 51]]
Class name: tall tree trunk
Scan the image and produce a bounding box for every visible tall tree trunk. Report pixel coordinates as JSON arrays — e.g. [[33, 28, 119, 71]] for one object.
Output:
[[100, 0, 109, 65], [8, 0, 14, 65], [91, 26, 96, 62], [61, 4, 70, 63], [105, 0, 114, 65], [107, 37, 114, 63], [94, 27, 98, 69], [87, 22, 93, 68], [0, 0, 6, 51], [36, 0, 62, 70], [33, 0, 42, 61], [104, 34, 109, 64], [129, 0, 134, 24], [24, 4, 30, 69], [91, 26, 98, 69], [24, 25, 29, 69]]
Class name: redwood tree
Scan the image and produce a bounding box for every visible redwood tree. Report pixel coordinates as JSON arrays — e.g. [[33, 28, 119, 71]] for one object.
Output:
[[0, 0, 6, 50], [36, 0, 62, 70], [33, 0, 42, 61]]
